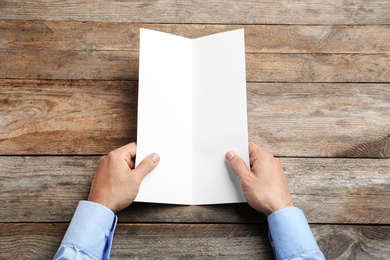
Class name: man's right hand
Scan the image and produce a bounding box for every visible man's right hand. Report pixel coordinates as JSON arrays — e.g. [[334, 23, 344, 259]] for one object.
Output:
[[225, 141, 294, 216]]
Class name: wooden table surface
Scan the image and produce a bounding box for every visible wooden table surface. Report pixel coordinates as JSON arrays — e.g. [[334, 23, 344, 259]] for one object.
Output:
[[1, 1, 389, 259]]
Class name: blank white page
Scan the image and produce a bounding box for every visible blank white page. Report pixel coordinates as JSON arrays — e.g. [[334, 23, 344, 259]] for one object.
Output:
[[135, 29, 193, 204], [192, 29, 249, 204], [135, 29, 249, 205]]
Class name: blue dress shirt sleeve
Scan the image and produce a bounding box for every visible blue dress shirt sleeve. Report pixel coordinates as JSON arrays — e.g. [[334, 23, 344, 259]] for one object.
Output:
[[268, 207, 325, 260], [54, 203, 323, 259], [54, 201, 118, 260]]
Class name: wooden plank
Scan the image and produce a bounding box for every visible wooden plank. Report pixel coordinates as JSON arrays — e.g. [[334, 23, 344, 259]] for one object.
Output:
[[313, 225, 390, 259], [116, 225, 390, 259], [1, 0, 390, 24], [1, 50, 389, 82], [246, 53, 390, 83], [1, 80, 389, 157], [247, 83, 390, 158], [1, 156, 389, 224], [0, 50, 137, 80], [284, 158, 390, 224], [0, 80, 137, 154], [1, 223, 389, 259], [0, 223, 66, 260], [1, 21, 390, 53], [112, 224, 273, 259]]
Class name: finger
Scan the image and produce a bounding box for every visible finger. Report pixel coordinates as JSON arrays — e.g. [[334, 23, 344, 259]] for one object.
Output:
[[249, 141, 259, 153], [113, 142, 137, 156], [249, 141, 273, 155], [133, 153, 160, 179], [249, 141, 273, 165], [121, 142, 137, 158], [111, 142, 137, 166], [225, 151, 251, 180], [129, 157, 135, 169]]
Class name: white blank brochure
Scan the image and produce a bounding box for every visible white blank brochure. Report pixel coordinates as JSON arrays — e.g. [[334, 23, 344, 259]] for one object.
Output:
[[135, 28, 249, 205]]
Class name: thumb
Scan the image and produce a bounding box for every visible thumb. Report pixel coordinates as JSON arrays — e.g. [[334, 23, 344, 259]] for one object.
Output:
[[134, 153, 160, 179], [225, 151, 250, 180]]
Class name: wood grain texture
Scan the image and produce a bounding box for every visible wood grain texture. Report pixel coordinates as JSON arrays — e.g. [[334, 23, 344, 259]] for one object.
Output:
[[1, 80, 389, 157], [1, 51, 389, 82], [0, 223, 66, 260], [1, 0, 390, 24], [1, 1, 389, 259], [0, 50, 138, 80], [1, 21, 390, 54], [111, 224, 273, 259], [1, 156, 388, 224], [247, 83, 390, 158], [246, 53, 390, 83], [2, 21, 389, 81], [1, 223, 389, 259], [314, 225, 390, 259], [0, 80, 137, 154]]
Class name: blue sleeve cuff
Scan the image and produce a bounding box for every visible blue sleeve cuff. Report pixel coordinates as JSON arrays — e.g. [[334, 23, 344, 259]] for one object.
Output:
[[267, 207, 324, 260], [59, 201, 118, 259]]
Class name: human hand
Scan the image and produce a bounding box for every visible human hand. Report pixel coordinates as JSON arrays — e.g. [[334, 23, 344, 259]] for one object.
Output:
[[225, 141, 293, 216], [88, 142, 160, 213]]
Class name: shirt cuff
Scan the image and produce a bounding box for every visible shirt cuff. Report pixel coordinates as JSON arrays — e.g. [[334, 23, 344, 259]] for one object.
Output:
[[267, 207, 322, 260], [61, 200, 118, 259]]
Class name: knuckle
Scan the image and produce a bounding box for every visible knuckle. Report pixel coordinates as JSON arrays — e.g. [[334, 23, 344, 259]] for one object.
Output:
[[106, 150, 119, 160], [129, 142, 136, 150], [263, 152, 275, 162]]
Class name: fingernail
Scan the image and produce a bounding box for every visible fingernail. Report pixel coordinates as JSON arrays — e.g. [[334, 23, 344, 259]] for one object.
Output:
[[225, 151, 235, 161], [150, 153, 160, 163]]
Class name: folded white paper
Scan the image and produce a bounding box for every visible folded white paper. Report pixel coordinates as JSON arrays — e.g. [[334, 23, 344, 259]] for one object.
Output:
[[135, 28, 249, 205]]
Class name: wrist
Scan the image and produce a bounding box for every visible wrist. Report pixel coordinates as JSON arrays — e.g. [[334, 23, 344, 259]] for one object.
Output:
[[269, 204, 294, 216], [265, 198, 294, 216], [267, 205, 296, 218], [88, 191, 114, 212]]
